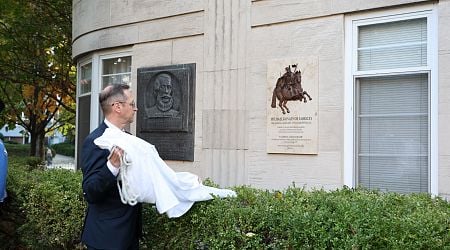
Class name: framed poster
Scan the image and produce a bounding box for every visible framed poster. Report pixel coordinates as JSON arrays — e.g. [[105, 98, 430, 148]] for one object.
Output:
[[266, 57, 318, 154]]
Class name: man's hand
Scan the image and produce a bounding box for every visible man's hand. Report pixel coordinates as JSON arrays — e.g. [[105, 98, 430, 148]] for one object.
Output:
[[108, 145, 124, 168]]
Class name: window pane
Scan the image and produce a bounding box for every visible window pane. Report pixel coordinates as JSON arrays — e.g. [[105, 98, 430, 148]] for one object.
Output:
[[358, 18, 427, 71], [359, 116, 428, 153], [357, 74, 429, 193], [101, 56, 131, 88], [359, 75, 428, 115], [359, 156, 428, 193], [77, 95, 91, 169], [102, 74, 131, 86], [79, 62, 92, 94]]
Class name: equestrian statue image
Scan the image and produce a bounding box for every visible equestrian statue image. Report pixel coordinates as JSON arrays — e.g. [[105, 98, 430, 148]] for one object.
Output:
[[271, 64, 312, 114]]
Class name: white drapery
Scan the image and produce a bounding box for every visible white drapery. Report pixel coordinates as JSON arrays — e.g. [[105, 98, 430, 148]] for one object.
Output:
[[94, 128, 236, 218]]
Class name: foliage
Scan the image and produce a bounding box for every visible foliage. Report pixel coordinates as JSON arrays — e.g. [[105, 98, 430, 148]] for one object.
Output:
[[56, 102, 76, 143], [5, 141, 74, 158], [24, 156, 46, 170], [51, 142, 75, 157], [5, 156, 450, 249], [0, 0, 75, 158], [142, 186, 450, 250], [4, 140, 19, 144], [4, 143, 30, 157], [6, 156, 85, 249]]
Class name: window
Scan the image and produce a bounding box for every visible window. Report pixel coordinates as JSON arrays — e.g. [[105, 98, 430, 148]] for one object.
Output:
[[101, 56, 132, 88], [356, 74, 429, 193], [79, 62, 92, 95], [357, 18, 427, 71], [99, 55, 132, 124], [75, 51, 132, 169], [345, 8, 437, 194], [76, 60, 93, 169]]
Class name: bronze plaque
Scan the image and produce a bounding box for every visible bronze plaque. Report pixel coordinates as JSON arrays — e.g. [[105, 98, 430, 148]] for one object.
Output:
[[266, 58, 318, 154], [137, 63, 195, 161]]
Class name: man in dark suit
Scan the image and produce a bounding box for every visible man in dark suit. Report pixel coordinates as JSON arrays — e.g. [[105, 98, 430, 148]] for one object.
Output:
[[81, 84, 142, 250]]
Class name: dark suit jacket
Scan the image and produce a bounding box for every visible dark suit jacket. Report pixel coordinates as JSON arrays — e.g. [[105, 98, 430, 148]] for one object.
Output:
[[81, 122, 142, 249]]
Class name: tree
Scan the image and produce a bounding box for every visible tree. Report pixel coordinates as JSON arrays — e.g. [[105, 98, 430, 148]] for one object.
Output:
[[0, 0, 75, 158]]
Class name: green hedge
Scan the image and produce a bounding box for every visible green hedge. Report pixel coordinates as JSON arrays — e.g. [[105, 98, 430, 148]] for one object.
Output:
[[4, 143, 30, 157], [142, 186, 449, 249], [4, 156, 450, 249], [4, 142, 75, 158], [50, 142, 75, 157], [6, 156, 85, 249]]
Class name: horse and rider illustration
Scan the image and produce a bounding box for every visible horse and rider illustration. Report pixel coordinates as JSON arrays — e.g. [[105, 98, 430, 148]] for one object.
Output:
[[271, 64, 312, 114]]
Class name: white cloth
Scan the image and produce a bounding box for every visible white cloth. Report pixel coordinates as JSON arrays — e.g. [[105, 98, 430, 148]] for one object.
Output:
[[94, 128, 236, 218]]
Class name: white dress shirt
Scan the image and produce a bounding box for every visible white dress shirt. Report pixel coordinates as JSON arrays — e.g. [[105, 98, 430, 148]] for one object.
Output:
[[103, 119, 122, 176]]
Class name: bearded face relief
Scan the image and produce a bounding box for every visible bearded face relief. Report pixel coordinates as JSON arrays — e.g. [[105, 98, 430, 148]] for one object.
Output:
[[148, 73, 180, 118]]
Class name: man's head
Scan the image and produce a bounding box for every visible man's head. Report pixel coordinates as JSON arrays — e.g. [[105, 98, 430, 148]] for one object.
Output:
[[153, 73, 174, 112], [99, 84, 137, 128]]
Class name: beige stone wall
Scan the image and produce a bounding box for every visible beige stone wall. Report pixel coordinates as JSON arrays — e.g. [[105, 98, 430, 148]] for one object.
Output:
[[72, 0, 431, 59], [72, 0, 450, 196], [250, 0, 430, 27], [200, 1, 250, 187], [438, 0, 450, 200], [247, 14, 345, 190], [72, 0, 204, 57]]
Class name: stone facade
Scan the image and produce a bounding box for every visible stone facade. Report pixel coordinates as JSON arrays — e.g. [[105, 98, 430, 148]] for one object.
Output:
[[72, 0, 449, 199]]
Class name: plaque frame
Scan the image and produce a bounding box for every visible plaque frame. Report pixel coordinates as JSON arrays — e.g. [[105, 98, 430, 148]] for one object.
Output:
[[137, 63, 196, 161]]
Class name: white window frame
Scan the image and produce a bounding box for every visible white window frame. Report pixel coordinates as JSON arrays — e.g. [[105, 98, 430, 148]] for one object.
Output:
[[344, 5, 438, 195], [99, 53, 133, 89], [76, 49, 132, 132], [97, 52, 133, 124], [77, 59, 93, 97]]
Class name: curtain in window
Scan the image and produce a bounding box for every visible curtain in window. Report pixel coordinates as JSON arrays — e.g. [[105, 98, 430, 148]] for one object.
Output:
[[357, 74, 428, 193], [358, 18, 427, 71]]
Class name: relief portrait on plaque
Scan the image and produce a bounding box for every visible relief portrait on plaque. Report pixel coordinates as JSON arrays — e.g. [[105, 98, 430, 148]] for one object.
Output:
[[146, 73, 181, 118], [136, 63, 196, 161], [271, 64, 312, 114]]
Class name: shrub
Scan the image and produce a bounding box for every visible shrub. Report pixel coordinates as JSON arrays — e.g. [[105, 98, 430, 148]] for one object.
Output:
[[18, 169, 85, 248], [25, 156, 46, 170], [4, 143, 29, 157], [51, 142, 75, 157], [5, 156, 450, 249], [141, 186, 449, 249], [7, 158, 85, 249]]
